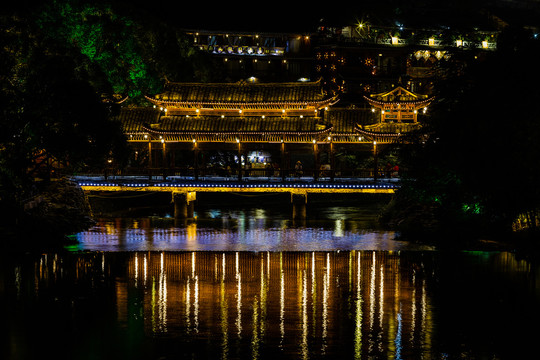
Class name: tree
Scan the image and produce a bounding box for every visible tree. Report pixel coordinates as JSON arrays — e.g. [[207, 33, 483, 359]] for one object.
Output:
[[385, 27, 540, 240], [0, 13, 129, 234]]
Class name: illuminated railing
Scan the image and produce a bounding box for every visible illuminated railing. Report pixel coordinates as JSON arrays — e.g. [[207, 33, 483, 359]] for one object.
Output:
[[76, 179, 399, 192]]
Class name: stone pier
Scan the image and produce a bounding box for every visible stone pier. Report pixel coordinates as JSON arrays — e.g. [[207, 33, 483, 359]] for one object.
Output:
[[173, 191, 196, 218], [291, 192, 307, 220]]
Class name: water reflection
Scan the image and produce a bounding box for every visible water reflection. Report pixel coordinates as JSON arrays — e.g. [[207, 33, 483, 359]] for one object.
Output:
[[3, 250, 539, 359], [75, 216, 433, 252], [18, 251, 436, 359]]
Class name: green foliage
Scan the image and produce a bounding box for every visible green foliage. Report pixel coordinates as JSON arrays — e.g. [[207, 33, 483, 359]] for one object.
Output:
[[34, 0, 214, 102], [0, 13, 129, 228]]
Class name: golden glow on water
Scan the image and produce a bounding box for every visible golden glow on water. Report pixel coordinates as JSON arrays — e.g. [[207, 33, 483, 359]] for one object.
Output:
[[10, 250, 537, 360], [129, 250, 427, 356]]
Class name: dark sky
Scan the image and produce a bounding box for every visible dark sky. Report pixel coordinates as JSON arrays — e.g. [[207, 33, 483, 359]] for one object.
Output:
[[4, 0, 537, 33]]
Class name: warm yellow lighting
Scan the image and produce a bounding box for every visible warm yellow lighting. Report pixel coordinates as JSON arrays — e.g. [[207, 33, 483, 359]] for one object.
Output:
[[195, 109, 199, 113], [312, 139, 316, 144], [482, 41, 488, 49], [428, 38, 435, 46], [456, 39, 463, 47], [235, 138, 240, 143], [371, 108, 375, 112], [221, 115, 225, 118], [192, 139, 196, 143], [327, 136, 331, 141], [391, 37, 398, 45]]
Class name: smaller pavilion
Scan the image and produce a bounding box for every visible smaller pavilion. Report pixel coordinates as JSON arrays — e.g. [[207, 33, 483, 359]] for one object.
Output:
[[363, 86, 434, 124]]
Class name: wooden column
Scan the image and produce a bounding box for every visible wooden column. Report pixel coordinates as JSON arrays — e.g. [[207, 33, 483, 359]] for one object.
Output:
[[194, 141, 199, 181], [373, 140, 378, 182], [313, 141, 319, 181], [330, 141, 335, 181], [148, 140, 153, 180], [162, 140, 167, 180], [281, 141, 286, 181], [237, 140, 242, 181]]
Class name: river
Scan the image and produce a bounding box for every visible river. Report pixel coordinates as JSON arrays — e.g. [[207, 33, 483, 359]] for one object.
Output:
[[1, 196, 539, 359]]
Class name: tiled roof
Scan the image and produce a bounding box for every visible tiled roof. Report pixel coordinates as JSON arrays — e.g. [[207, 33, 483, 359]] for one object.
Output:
[[325, 109, 376, 134], [147, 115, 329, 134], [147, 78, 332, 105], [112, 107, 160, 133]]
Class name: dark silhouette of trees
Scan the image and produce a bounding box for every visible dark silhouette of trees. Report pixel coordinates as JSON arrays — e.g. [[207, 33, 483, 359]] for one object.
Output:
[[385, 26, 540, 240]]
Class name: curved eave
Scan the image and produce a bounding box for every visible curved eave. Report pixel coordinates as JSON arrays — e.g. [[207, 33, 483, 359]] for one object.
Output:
[[142, 124, 333, 137], [144, 94, 339, 109], [354, 124, 404, 138], [363, 95, 434, 107]]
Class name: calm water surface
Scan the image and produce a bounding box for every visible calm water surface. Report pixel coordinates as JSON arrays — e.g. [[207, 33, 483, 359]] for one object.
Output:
[[2, 203, 539, 359]]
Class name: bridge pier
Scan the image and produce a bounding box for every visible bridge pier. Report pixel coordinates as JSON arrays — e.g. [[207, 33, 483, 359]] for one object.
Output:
[[173, 191, 196, 218], [291, 192, 307, 220]]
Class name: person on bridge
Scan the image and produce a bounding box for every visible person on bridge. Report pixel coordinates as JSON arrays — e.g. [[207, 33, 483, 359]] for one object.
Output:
[[295, 161, 303, 177], [392, 164, 399, 178]]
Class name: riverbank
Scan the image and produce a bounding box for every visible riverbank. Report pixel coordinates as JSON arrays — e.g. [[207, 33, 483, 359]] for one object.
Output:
[[378, 195, 540, 254], [0, 178, 94, 250]]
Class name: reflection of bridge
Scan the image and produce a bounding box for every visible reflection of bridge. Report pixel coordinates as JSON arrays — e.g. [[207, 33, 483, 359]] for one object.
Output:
[[75, 175, 399, 219]]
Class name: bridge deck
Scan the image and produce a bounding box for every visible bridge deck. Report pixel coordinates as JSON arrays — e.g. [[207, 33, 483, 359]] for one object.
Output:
[[74, 176, 399, 194]]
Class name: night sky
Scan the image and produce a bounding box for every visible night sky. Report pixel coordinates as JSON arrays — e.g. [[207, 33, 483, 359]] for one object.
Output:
[[3, 0, 533, 33]]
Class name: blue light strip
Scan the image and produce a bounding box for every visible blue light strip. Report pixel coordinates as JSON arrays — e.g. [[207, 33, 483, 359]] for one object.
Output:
[[77, 181, 399, 190]]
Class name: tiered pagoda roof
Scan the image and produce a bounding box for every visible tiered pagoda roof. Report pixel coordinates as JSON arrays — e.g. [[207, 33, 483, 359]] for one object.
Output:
[[145, 78, 338, 115], [114, 80, 431, 145], [363, 86, 433, 107]]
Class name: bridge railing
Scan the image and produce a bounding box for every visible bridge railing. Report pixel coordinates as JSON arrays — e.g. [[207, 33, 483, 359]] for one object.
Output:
[[94, 166, 401, 183]]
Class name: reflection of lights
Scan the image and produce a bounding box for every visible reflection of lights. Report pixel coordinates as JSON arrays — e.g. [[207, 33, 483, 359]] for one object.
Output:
[[355, 251, 363, 358], [334, 219, 344, 237], [187, 223, 197, 244], [220, 253, 228, 358], [411, 270, 416, 343], [34, 250, 444, 358], [301, 270, 308, 359], [236, 252, 242, 338], [395, 304, 403, 359], [134, 254, 139, 287], [379, 262, 384, 333], [322, 253, 330, 353], [370, 252, 376, 331], [280, 253, 285, 347]]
